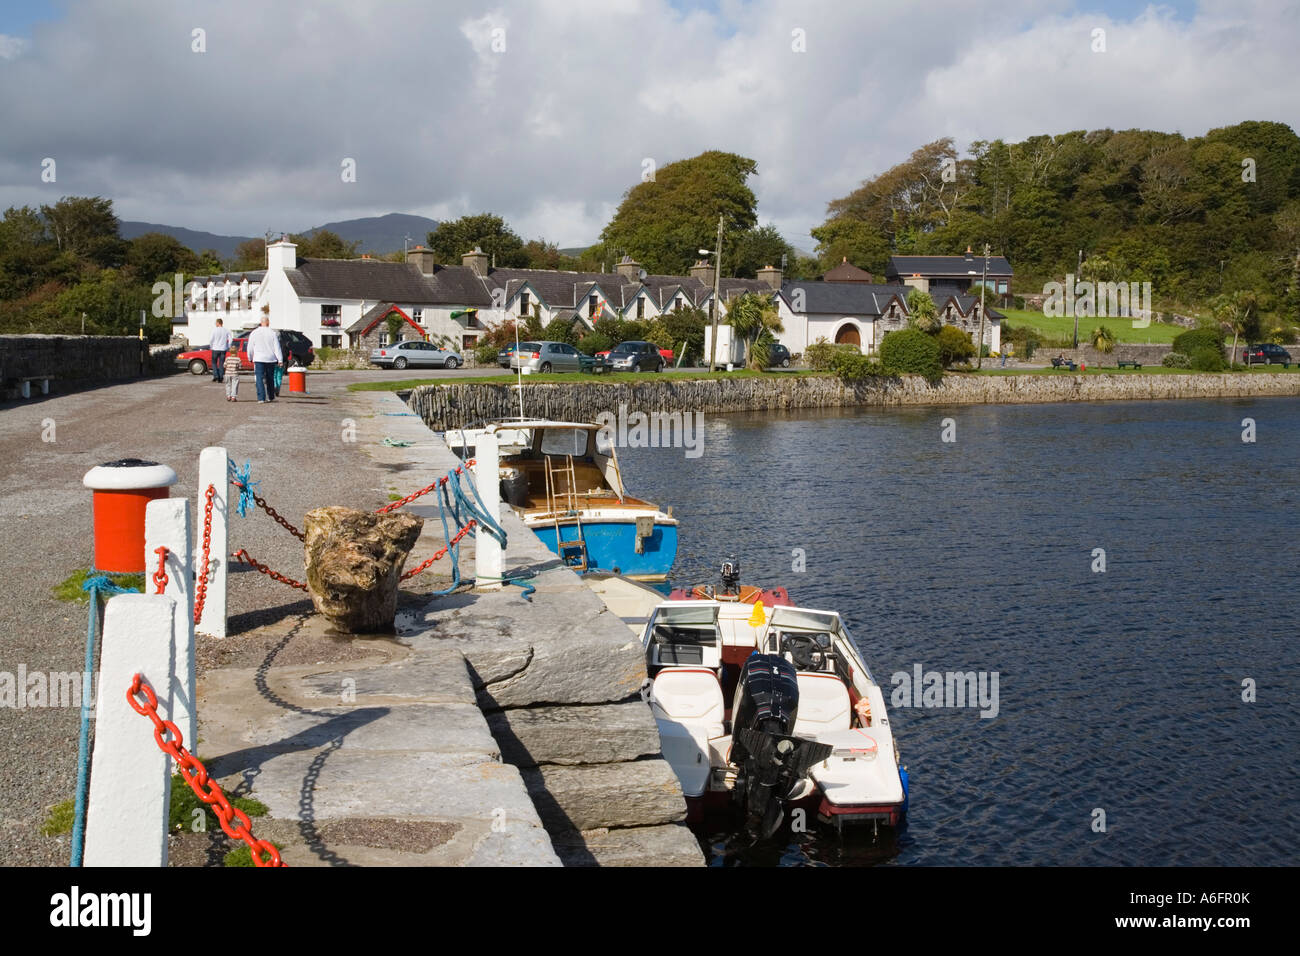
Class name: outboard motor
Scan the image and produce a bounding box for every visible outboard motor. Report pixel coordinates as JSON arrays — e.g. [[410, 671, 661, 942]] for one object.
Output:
[[731, 653, 833, 839], [719, 558, 741, 597]]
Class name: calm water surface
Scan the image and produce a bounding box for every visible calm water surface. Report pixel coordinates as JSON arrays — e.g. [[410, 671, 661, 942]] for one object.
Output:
[[614, 397, 1300, 866]]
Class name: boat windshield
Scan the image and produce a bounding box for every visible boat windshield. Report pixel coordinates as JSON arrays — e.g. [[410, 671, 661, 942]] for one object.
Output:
[[539, 428, 591, 457], [767, 607, 841, 633]]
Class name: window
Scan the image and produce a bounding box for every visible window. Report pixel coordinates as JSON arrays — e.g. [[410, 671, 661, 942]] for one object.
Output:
[[321, 304, 342, 327], [520, 292, 530, 316], [637, 296, 645, 319], [674, 297, 682, 311], [412, 308, 423, 324], [588, 294, 598, 318], [322, 334, 341, 348]]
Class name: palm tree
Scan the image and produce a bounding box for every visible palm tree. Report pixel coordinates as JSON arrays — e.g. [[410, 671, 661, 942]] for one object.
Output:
[[906, 288, 940, 333], [1212, 290, 1259, 365], [1089, 325, 1116, 353], [727, 293, 784, 369]]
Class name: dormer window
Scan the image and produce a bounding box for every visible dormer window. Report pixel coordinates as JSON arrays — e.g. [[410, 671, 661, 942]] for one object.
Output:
[[520, 292, 529, 317], [588, 293, 598, 318], [637, 296, 645, 320]]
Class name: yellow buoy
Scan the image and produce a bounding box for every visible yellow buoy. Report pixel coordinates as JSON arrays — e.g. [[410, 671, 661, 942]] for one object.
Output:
[[748, 600, 766, 627]]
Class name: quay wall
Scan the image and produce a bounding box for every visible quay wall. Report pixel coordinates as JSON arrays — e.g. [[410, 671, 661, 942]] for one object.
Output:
[[406, 372, 1300, 429], [0, 335, 183, 395]]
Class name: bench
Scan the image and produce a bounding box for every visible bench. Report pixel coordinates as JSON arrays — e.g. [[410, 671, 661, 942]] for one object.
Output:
[[1117, 359, 1142, 370], [3, 375, 52, 399], [1050, 358, 1077, 371]]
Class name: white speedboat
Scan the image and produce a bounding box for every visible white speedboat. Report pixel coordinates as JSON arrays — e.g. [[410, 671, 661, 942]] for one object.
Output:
[[640, 593, 908, 836]]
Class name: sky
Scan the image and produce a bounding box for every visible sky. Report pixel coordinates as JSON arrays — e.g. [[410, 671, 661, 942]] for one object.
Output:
[[0, 0, 1297, 251]]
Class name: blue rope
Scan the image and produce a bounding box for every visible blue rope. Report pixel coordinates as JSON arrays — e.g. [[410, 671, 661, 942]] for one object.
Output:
[[227, 458, 258, 517], [71, 570, 141, 866]]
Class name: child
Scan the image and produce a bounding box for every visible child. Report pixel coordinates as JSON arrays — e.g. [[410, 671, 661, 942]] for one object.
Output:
[[224, 350, 242, 401]]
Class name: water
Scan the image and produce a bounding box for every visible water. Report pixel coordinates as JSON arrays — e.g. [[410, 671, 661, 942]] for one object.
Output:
[[613, 397, 1300, 866]]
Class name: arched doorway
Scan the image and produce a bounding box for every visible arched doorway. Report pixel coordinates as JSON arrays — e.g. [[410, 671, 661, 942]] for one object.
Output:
[[834, 323, 860, 347]]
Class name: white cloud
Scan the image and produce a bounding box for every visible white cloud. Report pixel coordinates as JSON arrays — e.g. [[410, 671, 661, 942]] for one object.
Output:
[[0, 0, 1295, 250], [0, 33, 29, 59]]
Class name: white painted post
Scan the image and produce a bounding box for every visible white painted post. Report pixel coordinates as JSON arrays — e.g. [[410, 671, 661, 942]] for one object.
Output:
[[85, 594, 176, 867], [145, 497, 195, 751], [195, 446, 229, 639], [474, 432, 503, 590]]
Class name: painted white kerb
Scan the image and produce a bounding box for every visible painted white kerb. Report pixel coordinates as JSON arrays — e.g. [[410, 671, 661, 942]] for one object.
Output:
[[474, 433, 503, 589], [145, 497, 195, 751], [195, 447, 229, 639]]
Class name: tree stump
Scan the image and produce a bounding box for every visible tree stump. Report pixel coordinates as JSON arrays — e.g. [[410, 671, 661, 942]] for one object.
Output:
[[303, 506, 423, 633]]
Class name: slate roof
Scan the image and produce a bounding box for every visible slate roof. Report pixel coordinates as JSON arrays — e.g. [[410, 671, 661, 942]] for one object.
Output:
[[285, 259, 442, 302], [779, 281, 909, 316], [822, 259, 874, 282], [886, 255, 1013, 279]]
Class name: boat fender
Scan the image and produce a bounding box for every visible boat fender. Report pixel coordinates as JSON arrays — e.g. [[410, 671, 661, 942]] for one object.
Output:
[[854, 695, 872, 727]]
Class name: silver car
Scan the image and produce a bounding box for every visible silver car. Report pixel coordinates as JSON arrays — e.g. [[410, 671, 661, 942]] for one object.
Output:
[[370, 340, 462, 370], [510, 340, 581, 373]]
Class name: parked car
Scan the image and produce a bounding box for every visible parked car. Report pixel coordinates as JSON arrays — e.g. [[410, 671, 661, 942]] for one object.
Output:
[[510, 341, 583, 373], [769, 343, 793, 368], [177, 329, 316, 375], [1242, 343, 1292, 367], [598, 341, 666, 372], [369, 340, 462, 370], [497, 343, 518, 368], [594, 345, 674, 364]]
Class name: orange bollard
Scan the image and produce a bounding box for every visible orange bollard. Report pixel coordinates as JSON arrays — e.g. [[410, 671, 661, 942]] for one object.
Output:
[[287, 365, 307, 393], [83, 459, 178, 573]]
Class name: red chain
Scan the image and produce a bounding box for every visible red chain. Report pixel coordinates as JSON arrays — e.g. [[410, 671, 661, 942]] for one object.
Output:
[[152, 547, 169, 594], [377, 460, 475, 514], [230, 478, 304, 540], [126, 674, 286, 867], [400, 520, 476, 580], [193, 485, 214, 624], [231, 548, 309, 590]]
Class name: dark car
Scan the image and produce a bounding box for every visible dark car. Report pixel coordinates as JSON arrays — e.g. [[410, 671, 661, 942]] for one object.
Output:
[[599, 341, 665, 373], [497, 343, 517, 368], [1242, 343, 1292, 367], [178, 329, 315, 375], [769, 343, 792, 368]]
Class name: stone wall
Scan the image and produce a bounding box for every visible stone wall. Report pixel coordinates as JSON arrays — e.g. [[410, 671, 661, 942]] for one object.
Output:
[[1046, 343, 1173, 367], [0, 335, 182, 396], [406, 371, 1300, 428]]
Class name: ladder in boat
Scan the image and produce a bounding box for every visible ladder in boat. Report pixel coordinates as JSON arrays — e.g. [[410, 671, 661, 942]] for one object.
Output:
[[544, 454, 588, 571]]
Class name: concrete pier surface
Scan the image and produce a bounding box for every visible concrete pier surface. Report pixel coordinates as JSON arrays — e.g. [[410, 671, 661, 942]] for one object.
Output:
[[0, 367, 699, 866]]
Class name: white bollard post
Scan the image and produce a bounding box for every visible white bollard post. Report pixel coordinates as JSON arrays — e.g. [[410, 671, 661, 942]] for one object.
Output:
[[85, 594, 176, 867], [145, 497, 195, 751], [474, 433, 503, 590], [195, 446, 229, 639]]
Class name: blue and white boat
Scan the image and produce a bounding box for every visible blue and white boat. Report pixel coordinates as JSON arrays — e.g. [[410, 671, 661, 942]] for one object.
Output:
[[446, 419, 678, 581]]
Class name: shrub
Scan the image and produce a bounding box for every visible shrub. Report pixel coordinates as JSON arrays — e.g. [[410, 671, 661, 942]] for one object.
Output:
[[474, 341, 498, 365], [1089, 325, 1117, 353], [576, 331, 612, 355], [880, 328, 942, 381], [1189, 347, 1226, 372], [829, 351, 886, 383], [935, 326, 975, 368], [805, 338, 859, 371], [543, 317, 578, 345], [1161, 352, 1191, 368], [1173, 326, 1224, 356]]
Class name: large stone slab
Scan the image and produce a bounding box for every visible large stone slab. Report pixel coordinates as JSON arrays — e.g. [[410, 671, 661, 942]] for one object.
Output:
[[551, 823, 705, 867], [486, 701, 661, 767], [522, 759, 686, 831]]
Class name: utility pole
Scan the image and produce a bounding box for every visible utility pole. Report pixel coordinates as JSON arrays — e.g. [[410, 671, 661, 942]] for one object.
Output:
[[1073, 248, 1082, 349], [708, 215, 723, 371], [976, 243, 989, 369]]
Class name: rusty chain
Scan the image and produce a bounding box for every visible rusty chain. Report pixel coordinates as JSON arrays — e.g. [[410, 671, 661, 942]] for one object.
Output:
[[376, 460, 475, 514], [192, 484, 215, 625], [151, 547, 169, 594], [126, 673, 286, 867], [400, 519, 477, 580], [231, 548, 309, 591], [230, 477, 304, 540]]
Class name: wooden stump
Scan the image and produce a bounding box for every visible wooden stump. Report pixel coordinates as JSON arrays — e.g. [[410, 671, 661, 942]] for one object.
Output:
[[303, 506, 423, 633]]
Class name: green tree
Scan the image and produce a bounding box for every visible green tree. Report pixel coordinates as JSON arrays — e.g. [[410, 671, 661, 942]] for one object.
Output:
[[127, 233, 199, 283], [906, 288, 940, 332], [428, 214, 527, 268], [726, 292, 783, 369], [1089, 325, 1117, 353], [290, 229, 360, 259], [936, 325, 976, 367], [600, 151, 760, 275], [40, 196, 125, 268], [1212, 290, 1260, 363], [729, 224, 796, 279], [230, 238, 266, 271]]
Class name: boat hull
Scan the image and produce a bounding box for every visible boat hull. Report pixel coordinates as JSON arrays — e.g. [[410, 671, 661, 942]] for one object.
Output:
[[530, 516, 678, 581]]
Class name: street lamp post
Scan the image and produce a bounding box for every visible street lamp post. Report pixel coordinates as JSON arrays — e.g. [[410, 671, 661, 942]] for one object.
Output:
[[976, 243, 990, 369], [706, 215, 723, 371]]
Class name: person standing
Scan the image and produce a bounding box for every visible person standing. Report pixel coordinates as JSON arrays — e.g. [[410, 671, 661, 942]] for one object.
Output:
[[224, 349, 241, 401], [247, 315, 284, 403], [209, 318, 232, 383]]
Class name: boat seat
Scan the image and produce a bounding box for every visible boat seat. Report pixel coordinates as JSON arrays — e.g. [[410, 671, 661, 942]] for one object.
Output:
[[651, 668, 725, 798], [792, 672, 852, 737]]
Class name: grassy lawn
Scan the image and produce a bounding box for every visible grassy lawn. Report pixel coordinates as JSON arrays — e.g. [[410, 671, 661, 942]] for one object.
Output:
[[348, 369, 826, 391], [999, 307, 1185, 344]]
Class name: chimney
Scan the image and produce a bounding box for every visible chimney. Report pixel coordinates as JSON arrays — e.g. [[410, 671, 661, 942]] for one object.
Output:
[[689, 259, 715, 287], [903, 274, 930, 293], [616, 254, 642, 283], [266, 238, 297, 273], [408, 245, 436, 275], [462, 246, 489, 277], [757, 264, 782, 290]]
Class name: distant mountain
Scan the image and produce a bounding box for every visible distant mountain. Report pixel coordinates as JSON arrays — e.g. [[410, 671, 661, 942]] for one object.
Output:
[[119, 212, 441, 263], [118, 221, 254, 260]]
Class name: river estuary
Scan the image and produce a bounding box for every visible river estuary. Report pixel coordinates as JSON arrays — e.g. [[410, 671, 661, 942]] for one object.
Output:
[[614, 396, 1300, 866]]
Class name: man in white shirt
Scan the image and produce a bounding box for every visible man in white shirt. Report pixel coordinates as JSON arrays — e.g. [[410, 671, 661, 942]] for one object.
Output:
[[209, 319, 232, 383], [246, 316, 284, 403]]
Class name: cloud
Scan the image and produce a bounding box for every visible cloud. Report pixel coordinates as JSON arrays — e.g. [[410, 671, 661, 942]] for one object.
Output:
[[0, 0, 1296, 251], [0, 34, 29, 59]]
